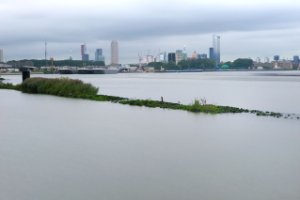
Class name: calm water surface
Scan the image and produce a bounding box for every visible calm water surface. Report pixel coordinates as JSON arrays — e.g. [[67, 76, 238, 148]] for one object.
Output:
[[1, 71, 300, 200], [4, 71, 300, 113]]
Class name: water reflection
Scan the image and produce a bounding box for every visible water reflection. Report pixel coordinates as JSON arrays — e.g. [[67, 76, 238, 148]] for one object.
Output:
[[0, 90, 300, 200]]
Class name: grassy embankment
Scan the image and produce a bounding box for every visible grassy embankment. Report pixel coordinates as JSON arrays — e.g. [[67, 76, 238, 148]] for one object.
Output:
[[0, 77, 285, 118]]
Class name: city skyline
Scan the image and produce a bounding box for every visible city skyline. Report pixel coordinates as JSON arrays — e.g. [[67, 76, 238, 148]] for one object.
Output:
[[0, 0, 300, 63], [1, 39, 299, 66]]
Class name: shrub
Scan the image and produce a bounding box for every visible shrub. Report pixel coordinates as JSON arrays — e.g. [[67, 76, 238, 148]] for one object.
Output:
[[20, 77, 98, 98], [0, 82, 17, 90]]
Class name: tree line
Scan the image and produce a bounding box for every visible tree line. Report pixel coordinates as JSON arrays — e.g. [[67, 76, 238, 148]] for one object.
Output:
[[148, 58, 254, 71], [7, 59, 105, 68], [148, 58, 216, 71]]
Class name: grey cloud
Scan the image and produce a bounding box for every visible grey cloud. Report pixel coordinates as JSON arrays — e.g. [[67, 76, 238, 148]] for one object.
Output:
[[1, 0, 300, 62], [3, 6, 300, 41]]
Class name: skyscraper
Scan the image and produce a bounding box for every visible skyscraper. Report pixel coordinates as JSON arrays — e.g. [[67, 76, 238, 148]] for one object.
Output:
[[159, 52, 167, 63], [175, 50, 184, 64], [293, 55, 299, 63], [95, 48, 105, 62], [209, 47, 214, 60], [83, 54, 89, 61], [0, 49, 3, 63], [81, 44, 86, 59], [81, 44, 89, 61], [191, 51, 198, 60], [111, 40, 119, 66], [212, 35, 221, 65], [168, 53, 176, 63], [293, 55, 299, 69]]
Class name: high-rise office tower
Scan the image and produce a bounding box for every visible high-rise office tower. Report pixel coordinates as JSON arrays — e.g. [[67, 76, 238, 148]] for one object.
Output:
[[159, 52, 167, 63], [81, 44, 86, 59], [81, 44, 89, 61], [95, 48, 102, 57], [209, 47, 214, 60], [83, 54, 89, 61], [95, 48, 105, 62], [168, 53, 176, 63], [293, 55, 299, 63], [182, 47, 188, 61], [175, 50, 184, 64], [0, 49, 3, 63], [293, 55, 299, 69], [191, 51, 198, 60], [111, 40, 119, 65], [212, 35, 221, 65]]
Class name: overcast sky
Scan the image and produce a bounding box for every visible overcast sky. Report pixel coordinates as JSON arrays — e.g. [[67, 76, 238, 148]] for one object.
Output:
[[1, 0, 300, 63]]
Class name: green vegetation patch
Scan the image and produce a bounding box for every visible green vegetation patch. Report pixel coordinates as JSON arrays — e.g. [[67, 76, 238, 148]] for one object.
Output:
[[119, 99, 185, 110], [91, 94, 128, 102], [20, 77, 98, 98], [0, 82, 18, 90], [119, 99, 245, 114]]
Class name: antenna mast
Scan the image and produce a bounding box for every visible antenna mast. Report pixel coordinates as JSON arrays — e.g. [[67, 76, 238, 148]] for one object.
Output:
[[45, 41, 48, 67]]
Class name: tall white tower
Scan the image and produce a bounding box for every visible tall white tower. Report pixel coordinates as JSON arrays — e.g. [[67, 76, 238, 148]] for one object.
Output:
[[111, 40, 119, 66]]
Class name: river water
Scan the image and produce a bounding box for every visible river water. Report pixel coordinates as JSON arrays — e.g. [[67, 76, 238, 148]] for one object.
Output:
[[1, 71, 300, 200]]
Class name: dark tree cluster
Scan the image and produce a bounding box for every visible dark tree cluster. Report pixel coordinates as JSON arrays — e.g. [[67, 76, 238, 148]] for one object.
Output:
[[7, 59, 105, 68], [222, 58, 254, 69], [148, 58, 216, 71]]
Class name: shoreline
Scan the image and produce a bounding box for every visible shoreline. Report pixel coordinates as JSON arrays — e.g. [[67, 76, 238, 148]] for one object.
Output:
[[0, 69, 299, 76], [0, 72, 44, 76]]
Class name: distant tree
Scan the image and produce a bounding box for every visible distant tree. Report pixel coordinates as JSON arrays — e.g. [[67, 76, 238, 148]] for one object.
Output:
[[232, 58, 253, 69], [178, 59, 215, 70], [164, 61, 178, 70]]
